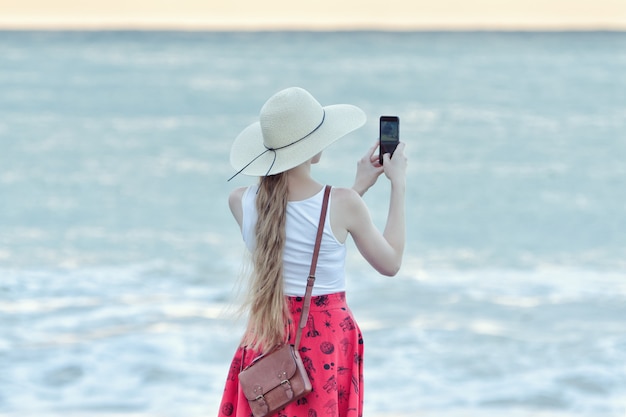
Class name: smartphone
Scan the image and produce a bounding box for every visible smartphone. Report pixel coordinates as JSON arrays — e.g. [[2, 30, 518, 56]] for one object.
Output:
[[379, 116, 400, 165]]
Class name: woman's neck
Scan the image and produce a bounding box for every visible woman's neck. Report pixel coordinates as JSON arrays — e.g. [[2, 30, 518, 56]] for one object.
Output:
[[285, 164, 323, 201]]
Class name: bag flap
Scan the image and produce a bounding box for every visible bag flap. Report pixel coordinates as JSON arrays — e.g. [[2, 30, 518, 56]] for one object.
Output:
[[238, 344, 298, 401]]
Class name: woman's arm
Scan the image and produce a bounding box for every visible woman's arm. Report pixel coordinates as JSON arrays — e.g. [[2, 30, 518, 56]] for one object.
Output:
[[338, 142, 407, 276], [352, 142, 384, 197]]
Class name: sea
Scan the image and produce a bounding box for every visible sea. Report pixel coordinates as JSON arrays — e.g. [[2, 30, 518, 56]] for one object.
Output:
[[1, 31, 625, 417]]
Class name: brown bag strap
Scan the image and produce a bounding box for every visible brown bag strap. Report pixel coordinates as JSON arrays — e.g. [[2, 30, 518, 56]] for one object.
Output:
[[294, 185, 331, 349]]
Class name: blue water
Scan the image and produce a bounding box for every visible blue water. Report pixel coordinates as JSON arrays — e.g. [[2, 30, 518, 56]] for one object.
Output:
[[1, 31, 625, 416]]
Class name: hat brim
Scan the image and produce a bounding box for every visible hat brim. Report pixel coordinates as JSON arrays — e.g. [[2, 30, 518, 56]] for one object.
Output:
[[230, 104, 366, 177]]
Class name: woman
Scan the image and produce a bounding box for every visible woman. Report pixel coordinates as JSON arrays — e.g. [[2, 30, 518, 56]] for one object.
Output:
[[218, 87, 406, 417]]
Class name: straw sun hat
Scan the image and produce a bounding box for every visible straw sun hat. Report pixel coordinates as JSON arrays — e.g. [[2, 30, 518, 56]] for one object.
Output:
[[229, 87, 366, 179]]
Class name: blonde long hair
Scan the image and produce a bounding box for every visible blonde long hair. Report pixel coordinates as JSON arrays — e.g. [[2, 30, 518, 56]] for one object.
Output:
[[240, 173, 291, 351]]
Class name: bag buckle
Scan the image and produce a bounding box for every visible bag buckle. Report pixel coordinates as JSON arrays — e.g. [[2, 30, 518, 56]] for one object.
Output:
[[277, 370, 288, 383], [253, 385, 265, 401], [278, 370, 294, 399], [253, 392, 269, 414]]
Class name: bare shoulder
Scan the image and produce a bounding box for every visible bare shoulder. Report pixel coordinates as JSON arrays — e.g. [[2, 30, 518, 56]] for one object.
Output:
[[330, 187, 370, 231], [228, 186, 247, 228], [331, 186, 366, 210], [331, 186, 360, 203], [229, 187, 247, 205]]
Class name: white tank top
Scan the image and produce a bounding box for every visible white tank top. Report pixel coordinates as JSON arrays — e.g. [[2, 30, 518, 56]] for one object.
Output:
[[241, 185, 346, 296]]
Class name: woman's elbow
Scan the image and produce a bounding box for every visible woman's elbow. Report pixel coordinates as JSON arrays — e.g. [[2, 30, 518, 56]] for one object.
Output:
[[377, 258, 402, 276]]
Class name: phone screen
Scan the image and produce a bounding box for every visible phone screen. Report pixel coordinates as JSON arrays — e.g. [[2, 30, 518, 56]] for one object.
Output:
[[379, 116, 399, 165]]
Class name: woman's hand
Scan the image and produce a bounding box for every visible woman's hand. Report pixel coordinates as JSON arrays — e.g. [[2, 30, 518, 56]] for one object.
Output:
[[381, 141, 407, 187], [352, 142, 384, 196], [343, 141, 407, 276]]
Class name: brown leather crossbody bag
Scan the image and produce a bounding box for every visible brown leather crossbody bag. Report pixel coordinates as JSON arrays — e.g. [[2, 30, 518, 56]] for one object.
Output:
[[238, 185, 331, 417]]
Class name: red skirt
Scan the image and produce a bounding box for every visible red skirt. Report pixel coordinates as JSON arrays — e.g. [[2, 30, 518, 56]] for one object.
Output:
[[218, 292, 364, 417]]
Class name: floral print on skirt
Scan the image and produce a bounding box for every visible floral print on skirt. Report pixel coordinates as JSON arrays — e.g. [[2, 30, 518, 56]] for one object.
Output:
[[218, 292, 364, 417]]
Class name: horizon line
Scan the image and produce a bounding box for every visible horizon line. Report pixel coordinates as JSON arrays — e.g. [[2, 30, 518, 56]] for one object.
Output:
[[1, 19, 625, 32]]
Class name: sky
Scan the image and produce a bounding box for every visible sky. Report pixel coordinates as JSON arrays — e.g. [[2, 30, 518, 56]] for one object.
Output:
[[0, 0, 625, 30]]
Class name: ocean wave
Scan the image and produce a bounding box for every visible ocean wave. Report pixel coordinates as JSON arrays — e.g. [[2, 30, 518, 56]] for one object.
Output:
[[2, 264, 625, 415]]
